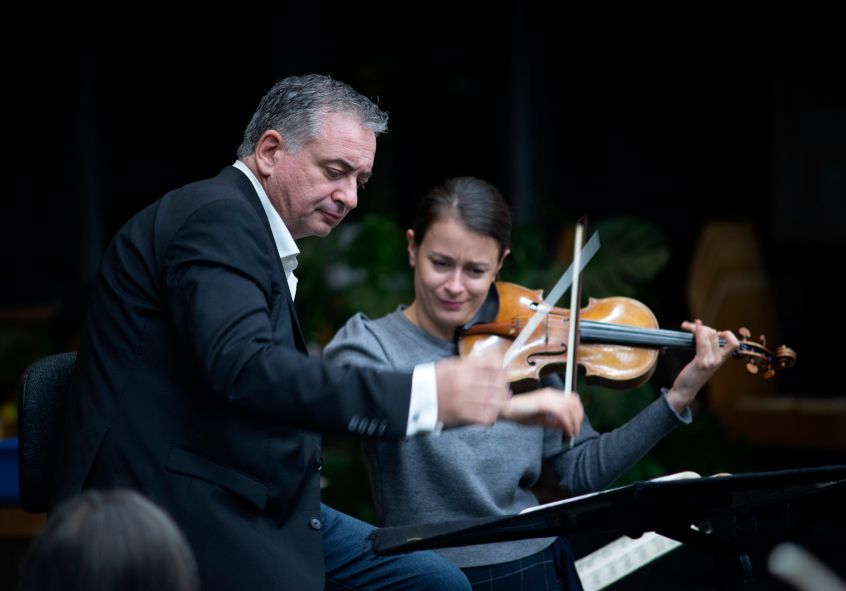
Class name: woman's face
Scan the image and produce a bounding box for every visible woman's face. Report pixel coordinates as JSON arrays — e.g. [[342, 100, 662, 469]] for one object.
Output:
[[407, 216, 508, 341]]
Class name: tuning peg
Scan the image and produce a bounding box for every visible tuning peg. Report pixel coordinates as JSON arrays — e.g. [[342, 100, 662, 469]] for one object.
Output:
[[775, 345, 798, 370]]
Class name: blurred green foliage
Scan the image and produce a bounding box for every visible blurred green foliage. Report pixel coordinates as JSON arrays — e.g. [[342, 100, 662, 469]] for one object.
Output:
[[295, 214, 413, 348], [502, 217, 670, 308]]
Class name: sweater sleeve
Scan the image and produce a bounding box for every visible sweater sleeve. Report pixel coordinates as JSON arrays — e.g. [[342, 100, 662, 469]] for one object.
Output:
[[540, 373, 691, 496], [323, 313, 396, 371]]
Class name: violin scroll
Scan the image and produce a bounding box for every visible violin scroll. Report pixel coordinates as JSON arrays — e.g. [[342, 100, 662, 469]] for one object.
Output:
[[735, 327, 797, 379]]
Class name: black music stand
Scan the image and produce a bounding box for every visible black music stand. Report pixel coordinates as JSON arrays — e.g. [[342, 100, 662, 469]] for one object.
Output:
[[371, 465, 846, 588]]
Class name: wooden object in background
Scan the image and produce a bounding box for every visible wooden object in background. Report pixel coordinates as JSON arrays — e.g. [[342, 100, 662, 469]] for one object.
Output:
[[687, 222, 846, 451]]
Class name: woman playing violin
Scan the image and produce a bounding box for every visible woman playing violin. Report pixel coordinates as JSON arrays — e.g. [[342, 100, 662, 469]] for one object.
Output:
[[323, 177, 740, 590]]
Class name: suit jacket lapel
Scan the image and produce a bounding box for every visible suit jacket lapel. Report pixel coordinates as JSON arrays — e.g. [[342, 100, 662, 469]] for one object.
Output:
[[223, 167, 309, 354]]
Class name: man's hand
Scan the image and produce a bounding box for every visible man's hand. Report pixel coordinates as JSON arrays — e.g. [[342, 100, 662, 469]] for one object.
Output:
[[434, 353, 510, 427], [499, 388, 583, 436], [666, 319, 740, 413]]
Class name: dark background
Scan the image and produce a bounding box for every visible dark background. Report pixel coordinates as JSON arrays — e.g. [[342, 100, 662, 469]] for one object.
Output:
[[5, 9, 844, 394], [2, 7, 845, 588]]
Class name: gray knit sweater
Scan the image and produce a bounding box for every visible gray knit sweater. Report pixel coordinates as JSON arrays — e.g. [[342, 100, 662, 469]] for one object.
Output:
[[323, 307, 690, 567]]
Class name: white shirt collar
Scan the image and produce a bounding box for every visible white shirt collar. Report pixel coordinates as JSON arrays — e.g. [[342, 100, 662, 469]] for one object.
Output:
[[232, 160, 299, 299]]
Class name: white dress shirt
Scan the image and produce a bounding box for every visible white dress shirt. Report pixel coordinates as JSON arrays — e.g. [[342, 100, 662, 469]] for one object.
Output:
[[232, 161, 439, 435]]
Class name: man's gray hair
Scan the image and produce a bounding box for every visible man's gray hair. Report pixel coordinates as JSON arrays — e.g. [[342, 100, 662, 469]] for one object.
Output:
[[236, 74, 388, 158]]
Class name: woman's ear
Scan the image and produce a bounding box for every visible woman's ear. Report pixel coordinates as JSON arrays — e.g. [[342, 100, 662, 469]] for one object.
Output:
[[495, 248, 511, 276], [406, 229, 417, 267]]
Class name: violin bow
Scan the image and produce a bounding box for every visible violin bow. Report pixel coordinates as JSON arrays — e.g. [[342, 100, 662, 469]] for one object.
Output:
[[563, 218, 589, 447], [564, 218, 589, 397]]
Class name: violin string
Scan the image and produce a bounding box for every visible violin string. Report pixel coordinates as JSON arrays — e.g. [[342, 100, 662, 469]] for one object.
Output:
[[578, 321, 745, 354], [580, 322, 695, 348]]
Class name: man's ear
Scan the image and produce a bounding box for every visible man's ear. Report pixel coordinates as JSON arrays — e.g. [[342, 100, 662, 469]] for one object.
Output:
[[406, 229, 417, 267], [255, 130, 286, 176]]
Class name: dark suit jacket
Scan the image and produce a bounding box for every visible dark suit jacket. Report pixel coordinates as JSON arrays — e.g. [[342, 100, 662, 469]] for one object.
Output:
[[52, 166, 413, 590]]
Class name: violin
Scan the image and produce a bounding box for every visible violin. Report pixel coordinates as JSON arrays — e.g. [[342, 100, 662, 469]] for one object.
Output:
[[457, 282, 797, 392]]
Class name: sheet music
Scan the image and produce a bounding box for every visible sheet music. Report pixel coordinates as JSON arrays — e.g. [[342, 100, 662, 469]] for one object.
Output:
[[569, 472, 701, 590], [576, 531, 684, 591]]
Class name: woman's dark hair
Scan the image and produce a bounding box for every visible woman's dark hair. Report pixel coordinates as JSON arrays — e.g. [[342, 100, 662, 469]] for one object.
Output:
[[411, 177, 511, 258], [18, 489, 199, 591]]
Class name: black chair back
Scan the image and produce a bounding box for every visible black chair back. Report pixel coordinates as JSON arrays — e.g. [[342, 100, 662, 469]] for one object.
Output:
[[18, 352, 77, 513]]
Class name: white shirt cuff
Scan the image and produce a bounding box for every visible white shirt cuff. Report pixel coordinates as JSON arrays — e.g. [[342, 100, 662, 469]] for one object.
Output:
[[406, 362, 442, 436]]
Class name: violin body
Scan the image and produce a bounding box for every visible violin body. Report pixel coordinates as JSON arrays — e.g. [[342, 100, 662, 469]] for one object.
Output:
[[458, 282, 796, 392], [459, 283, 661, 391]]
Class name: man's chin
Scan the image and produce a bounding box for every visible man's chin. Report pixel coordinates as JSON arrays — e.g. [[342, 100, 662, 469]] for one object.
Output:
[[309, 223, 335, 238], [312, 214, 345, 237]]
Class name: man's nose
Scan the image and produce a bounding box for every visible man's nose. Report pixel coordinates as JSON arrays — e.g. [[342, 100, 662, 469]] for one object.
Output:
[[333, 179, 358, 210]]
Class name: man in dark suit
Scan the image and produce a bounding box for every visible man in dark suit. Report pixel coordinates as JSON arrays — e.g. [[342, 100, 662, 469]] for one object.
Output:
[[51, 74, 528, 591]]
